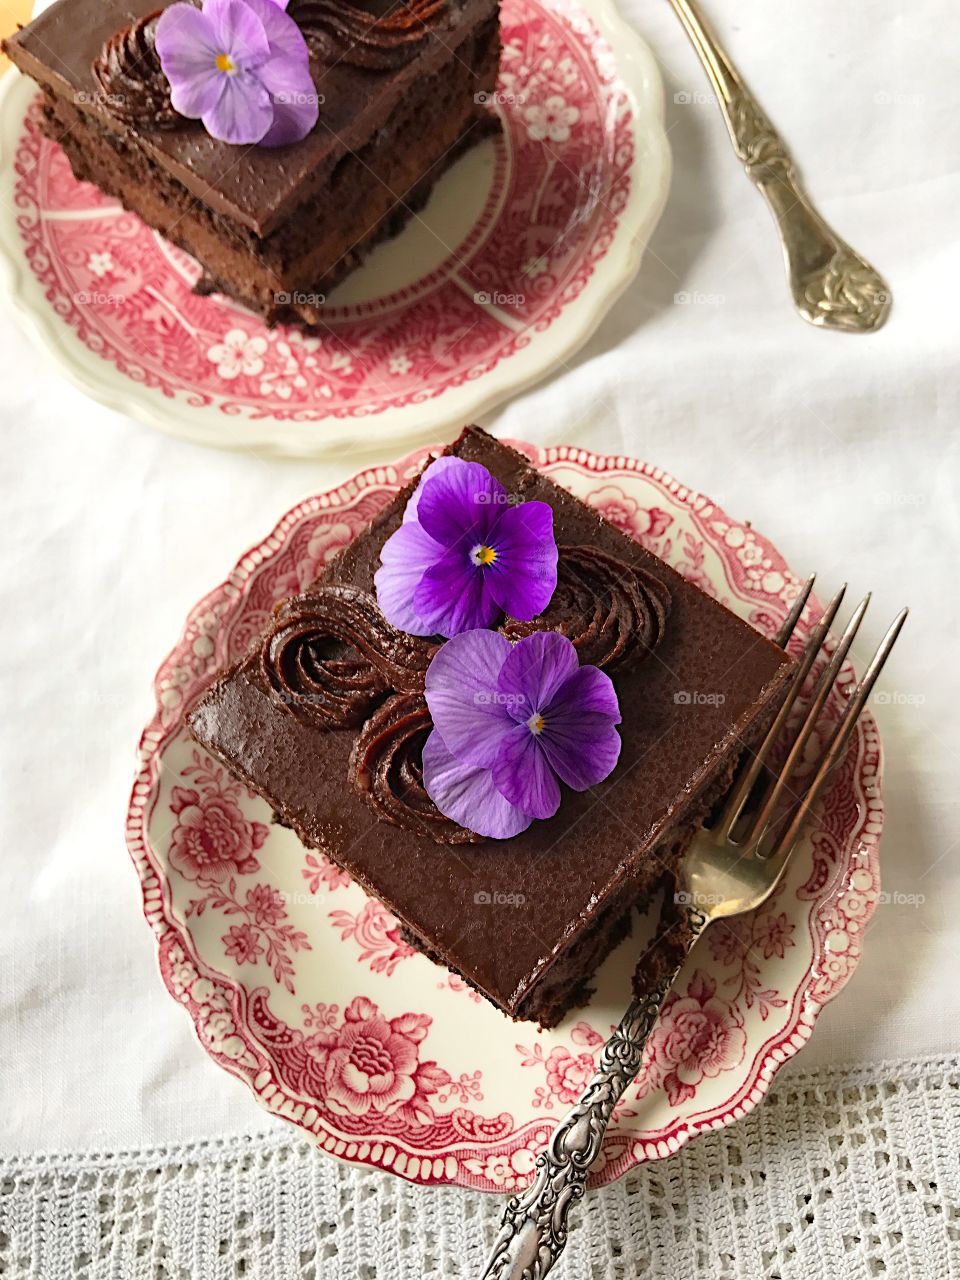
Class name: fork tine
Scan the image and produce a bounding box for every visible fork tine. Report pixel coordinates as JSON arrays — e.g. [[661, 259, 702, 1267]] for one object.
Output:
[[764, 607, 909, 861], [773, 574, 816, 648], [740, 593, 871, 846], [713, 582, 846, 843]]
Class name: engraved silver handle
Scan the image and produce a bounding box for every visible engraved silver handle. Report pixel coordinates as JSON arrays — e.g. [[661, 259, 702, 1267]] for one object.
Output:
[[668, 0, 891, 333], [479, 909, 707, 1279]]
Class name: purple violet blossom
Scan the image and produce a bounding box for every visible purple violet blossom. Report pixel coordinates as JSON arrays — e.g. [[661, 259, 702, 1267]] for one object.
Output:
[[156, 0, 318, 148], [421, 629, 622, 839], [374, 457, 559, 638]]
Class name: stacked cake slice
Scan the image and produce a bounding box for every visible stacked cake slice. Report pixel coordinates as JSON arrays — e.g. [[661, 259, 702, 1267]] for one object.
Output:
[[3, 0, 500, 325], [189, 428, 795, 1025]]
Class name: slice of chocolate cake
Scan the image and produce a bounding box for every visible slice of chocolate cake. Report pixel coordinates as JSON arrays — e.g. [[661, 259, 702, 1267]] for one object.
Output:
[[187, 428, 795, 1027], [3, 0, 499, 325]]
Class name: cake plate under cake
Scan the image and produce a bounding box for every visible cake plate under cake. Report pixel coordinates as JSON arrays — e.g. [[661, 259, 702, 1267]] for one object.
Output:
[[125, 440, 885, 1190], [0, 0, 671, 456]]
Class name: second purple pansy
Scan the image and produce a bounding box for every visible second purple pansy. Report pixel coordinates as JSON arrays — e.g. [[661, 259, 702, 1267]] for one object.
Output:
[[421, 630, 622, 839], [156, 0, 318, 147], [374, 457, 559, 639]]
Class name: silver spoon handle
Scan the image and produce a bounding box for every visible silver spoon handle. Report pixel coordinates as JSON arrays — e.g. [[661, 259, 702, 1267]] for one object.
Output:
[[479, 910, 707, 1280], [667, 0, 891, 333]]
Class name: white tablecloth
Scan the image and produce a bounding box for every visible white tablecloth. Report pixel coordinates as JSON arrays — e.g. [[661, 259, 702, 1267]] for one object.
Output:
[[1, 0, 957, 1274]]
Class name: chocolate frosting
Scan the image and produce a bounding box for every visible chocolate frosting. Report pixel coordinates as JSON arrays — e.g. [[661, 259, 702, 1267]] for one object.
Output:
[[290, 0, 449, 70], [91, 0, 449, 134], [260, 546, 671, 845], [502, 544, 671, 670], [349, 693, 479, 844], [8, 0, 492, 236], [260, 586, 437, 729], [91, 11, 184, 130]]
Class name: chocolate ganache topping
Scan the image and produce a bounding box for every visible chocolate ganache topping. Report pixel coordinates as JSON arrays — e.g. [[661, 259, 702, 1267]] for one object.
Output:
[[91, 12, 184, 130], [260, 547, 670, 845], [289, 0, 448, 71], [349, 693, 479, 844], [260, 585, 437, 729], [502, 545, 671, 669]]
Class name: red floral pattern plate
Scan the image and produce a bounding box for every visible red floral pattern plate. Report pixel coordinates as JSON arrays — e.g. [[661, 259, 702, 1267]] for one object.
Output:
[[0, 0, 670, 456], [126, 441, 884, 1191]]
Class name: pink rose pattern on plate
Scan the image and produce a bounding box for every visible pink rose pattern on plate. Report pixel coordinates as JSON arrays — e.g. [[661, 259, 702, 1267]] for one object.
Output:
[[175, 752, 311, 994], [329, 900, 417, 978], [299, 997, 448, 1123], [127, 443, 884, 1190], [648, 971, 748, 1108], [302, 850, 351, 896], [12, 0, 634, 425], [168, 775, 266, 884]]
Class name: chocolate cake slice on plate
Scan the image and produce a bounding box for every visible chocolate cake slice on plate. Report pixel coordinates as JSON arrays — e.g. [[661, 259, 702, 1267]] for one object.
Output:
[[188, 428, 795, 1026], [3, 0, 500, 325]]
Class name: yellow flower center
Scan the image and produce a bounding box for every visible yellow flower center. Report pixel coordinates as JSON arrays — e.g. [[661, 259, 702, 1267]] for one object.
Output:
[[215, 52, 236, 74], [471, 544, 498, 567], [527, 713, 545, 736]]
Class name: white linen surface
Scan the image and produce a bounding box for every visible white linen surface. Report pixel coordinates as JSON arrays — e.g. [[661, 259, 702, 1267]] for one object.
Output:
[[0, 0, 957, 1158]]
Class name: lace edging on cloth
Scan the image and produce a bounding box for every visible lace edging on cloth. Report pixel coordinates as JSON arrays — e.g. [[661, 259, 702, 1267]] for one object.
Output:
[[2, 1054, 960, 1279]]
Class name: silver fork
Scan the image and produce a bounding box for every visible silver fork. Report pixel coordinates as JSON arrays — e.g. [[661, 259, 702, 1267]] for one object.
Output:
[[480, 578, 908, 1279], [667, 0, 892, 333]]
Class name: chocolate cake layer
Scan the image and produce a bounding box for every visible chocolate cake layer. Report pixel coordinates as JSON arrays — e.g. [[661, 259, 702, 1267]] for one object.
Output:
[[189, 429, 796, 1026], [4, 0, 500, 322]]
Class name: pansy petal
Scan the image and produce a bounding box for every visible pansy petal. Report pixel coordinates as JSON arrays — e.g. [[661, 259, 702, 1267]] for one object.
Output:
[[415, 459, 505, 548], [155, 5, 225, 117], [424, 630, 512, 767], [550, 663, 622, 721], [155, 3, 220, 61], [260, 71, 319, 144], [402, 456, 463, 524], [374, 520, 445, 635], [415, 549, 499, 637], [492, 725, 561, 821], [486, 500, 558, 620], [243, 0, 311, 63], [422, 731, 533, 840], [166, 59, 225, 120], [539, 714, 622, 791], [539, 665, 622, 790], [256, 49, 314, 98], [204, 0, 271, 65], [203, 69, 273, 145], [496, 631, 579, 724]]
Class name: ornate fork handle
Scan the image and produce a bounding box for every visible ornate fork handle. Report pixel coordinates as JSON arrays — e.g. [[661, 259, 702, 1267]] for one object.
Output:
[[668, 0, 891, 333], [480, 909, 707, 1280]]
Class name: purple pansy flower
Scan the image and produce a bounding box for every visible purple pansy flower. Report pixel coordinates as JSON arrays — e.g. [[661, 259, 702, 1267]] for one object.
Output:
[[421, 630, 622, 839], [374, 457, 559, 639], [156, 0, 318, 147]]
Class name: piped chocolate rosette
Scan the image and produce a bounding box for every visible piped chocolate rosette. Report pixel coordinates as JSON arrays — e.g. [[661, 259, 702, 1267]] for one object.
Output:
[[260, 585, 437, 729], [91, 11, 184, 129], [349, 694, 481, 844], [260, 586, 473, 843], [258, 552, 670, 846], [258, 454, 675, 844], [91, 0, 447, 143], [501, 544, 671, 670], [289, 0, 448, 70]]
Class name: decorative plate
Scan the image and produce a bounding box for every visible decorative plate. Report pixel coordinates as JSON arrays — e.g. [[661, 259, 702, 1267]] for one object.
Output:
[[0, 0, 669, 457], [126, 441, 884, 1191]]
